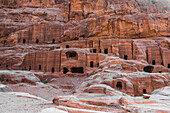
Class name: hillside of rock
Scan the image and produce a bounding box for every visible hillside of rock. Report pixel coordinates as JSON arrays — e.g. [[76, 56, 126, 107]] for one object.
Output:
[[0, 0, 169, 113]]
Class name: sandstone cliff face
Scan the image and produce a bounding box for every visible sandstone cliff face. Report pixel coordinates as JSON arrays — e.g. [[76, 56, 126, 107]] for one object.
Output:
[[0, 0, 170, 113], [0, 0, 169, 46]]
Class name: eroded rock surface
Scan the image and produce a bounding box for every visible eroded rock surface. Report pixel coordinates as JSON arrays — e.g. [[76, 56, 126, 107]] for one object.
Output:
[[0, 84, 12, 92], [0, 0, 170, 113]]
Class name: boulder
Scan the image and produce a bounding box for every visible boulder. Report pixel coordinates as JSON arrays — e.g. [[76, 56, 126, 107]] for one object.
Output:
[[0, 70, 40, 84], [0, 84, 12, 92]]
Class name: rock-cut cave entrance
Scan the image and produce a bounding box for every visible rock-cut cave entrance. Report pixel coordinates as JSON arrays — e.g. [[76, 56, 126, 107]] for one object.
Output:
[[90, 61, 93, 68], [29, 66, 31, 71], [66, 51, 78, 60], [104, 49, 108, 54], [63, 67, 69, 74], [52, 67, 55, 73], [71, 67, 84, 73], [36, 39, 39, 44], [4, 40, 6, 44], [39, 65, 41, 70], [116, 81, 122, 89], [66, 45, 69, 48], [143, 89, 147, 94], [93, 49, 96, 53], [80, 35, 85, 38], [124, 55, 128, 60], [152, 60, 155, 65], [52, 39, 55, 44], [23, 39, 26, 43], [143, 66, 154, 73]]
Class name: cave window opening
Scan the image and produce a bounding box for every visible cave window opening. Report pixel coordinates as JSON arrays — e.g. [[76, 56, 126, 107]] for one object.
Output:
[[66, 51, 78, 60], [116, 81, 122, 89], [39, 65, 41, 70], [152, 60, 156, 65], [0, 64, 1, 66], [159, 71, 162, 73], [6, 79, 8, 82], [104, 48, 108, 54], [4, 40, 6, 44], [36, 39, 39, 44], [168, 64, 170, 68], [52, 39, 55, 44], [66, 45, 69, 48], [69, 52, 76, 57], [100, 49, 101, 53], [23, 39, 26, 43], [161, 62, 164, 66], [52, 67, 55, 73], [93, 49, 96, 53], [143, 89, 147, 94], [29, 66, 31, 71], [97, 63, 99, 67], [124, 55, 128, 60], [143, 66, 154, 73], [71, 67, 84, 73], [74, 37, 78, 40], [80, 35, 85, 38], [90, 61, 93, 68], [63, 67, 69, 74], [6, 65, 8, 68]]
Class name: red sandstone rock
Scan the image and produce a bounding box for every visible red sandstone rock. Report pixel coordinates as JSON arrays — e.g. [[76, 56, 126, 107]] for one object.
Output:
[[143, 94, 151, 99], [0, 70, 40, 84], [0, 0, 170, 113]]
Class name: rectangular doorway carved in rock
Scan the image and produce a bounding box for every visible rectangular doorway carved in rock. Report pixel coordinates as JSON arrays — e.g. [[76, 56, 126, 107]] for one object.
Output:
[[143, 89, 147, 94], [39, 65, 41, 70], [93, 49, 96, 53], [23, 39, 26, 43], [104, 48, 108, 54], [71, 67, 84, 73], [152, 60, 155, 65], [63, 67, 69, 74], [52, 67, 55, 73], [90, 61, 93, 68], [52, 39, 55, 44], [66, 45, 69, 48], [36, 39, 39, 44], [124, 55, 128, 60]]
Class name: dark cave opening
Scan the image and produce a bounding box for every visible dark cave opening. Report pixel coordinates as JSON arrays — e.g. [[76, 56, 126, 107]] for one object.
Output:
[[71, 67, 84, 73], [143, 66, 154, 73], [116, 81, 122, 89], [63, 67, 69, 74]]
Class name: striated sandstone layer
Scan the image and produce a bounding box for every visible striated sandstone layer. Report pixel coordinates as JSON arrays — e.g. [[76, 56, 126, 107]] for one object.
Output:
[[0, 0, 169, 47], [0, 0, 170, 113]]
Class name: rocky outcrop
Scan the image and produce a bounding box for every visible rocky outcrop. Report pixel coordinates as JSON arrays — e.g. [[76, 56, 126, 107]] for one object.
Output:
[[0, 0, 169, 46], [80, 71, 170, 96], [0, 0, 169, 113], [0, 70, 40, 84], [0, 84, 12, 92], [51, 87, 170, 113]]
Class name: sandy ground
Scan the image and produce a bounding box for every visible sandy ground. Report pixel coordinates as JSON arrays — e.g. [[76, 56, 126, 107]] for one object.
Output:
[[0, 92, 56, 113]]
